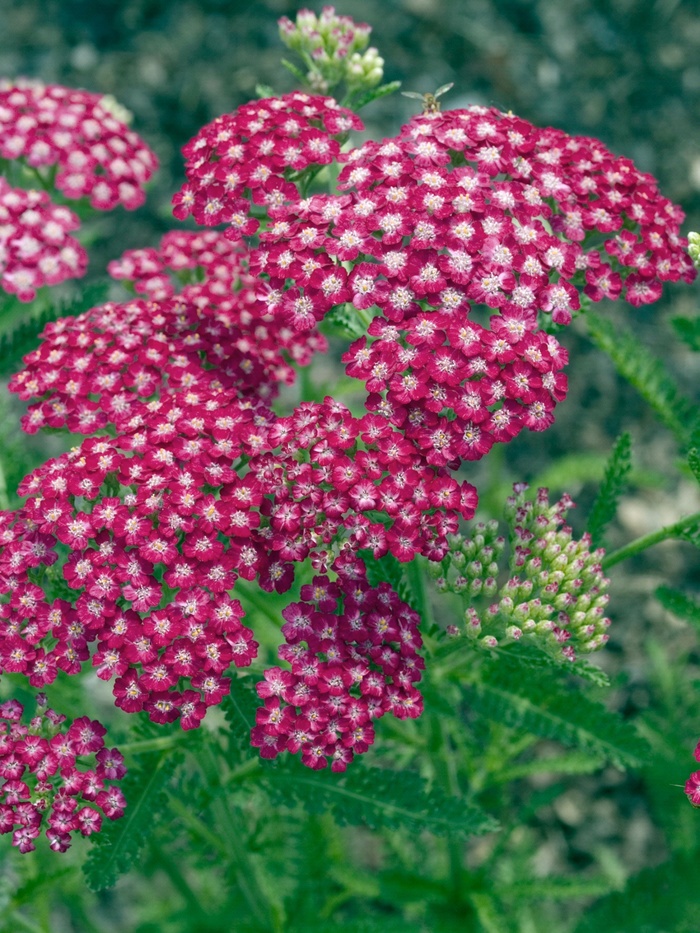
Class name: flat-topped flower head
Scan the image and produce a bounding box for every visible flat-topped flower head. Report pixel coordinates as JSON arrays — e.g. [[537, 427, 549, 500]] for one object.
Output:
[[173, 93, 362, 241], [251, 554, 424, 771], [0, 79, 158, 210], [0, 179, 87, 301]]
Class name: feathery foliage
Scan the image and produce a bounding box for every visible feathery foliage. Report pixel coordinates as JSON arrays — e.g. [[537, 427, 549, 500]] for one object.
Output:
[[574, 853, 700, 933], [262, 759, 498, 837], [587, 432, 632, 548], [460, 663, 646, 768], [585, 312, 697, 446], [670, 314, 700, 352], [83, 749, 182, 891], [0, 281, 109, 378]]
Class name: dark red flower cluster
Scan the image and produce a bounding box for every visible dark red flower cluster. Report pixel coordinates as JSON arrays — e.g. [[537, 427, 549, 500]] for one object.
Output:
[[686, 740, 700, 807], [0, 410, 263, 728], [252, 553, 423, 771], [172, 92, 363, 238], [246, 398, 478, 562], [9, 291, 320, 436], [0, 177, 87, 301], [0, 79, 158, 210], [107, 230, 327, 378], [0, 697, 126, 853], [108, 229, 256, 302], [335, 106, 695, 306]]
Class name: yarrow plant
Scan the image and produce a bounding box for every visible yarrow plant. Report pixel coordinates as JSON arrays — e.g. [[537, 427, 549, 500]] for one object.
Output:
[[0, 9, 699, 901]]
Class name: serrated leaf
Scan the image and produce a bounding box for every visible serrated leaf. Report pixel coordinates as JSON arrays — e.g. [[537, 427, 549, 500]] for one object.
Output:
[[361, 550, 417, 610], [670, 314, 700, 352], [494, 643, 610, 688], [687, 447, 700, 486], [255, 83, 277, 99], [352, 80, 402, 110], [319, 304, 367, 340], [585, 312, 698, 446], [83, 750, 181, 891], [461, 664, 646, 768], [281, 59, 309, 85], [495, 875, 615, 901], [587, 433, 632, 547], [491, 750, 606, 783], [0, 280, 110, 378], [263, 760, 498, 838], [220, 675, 260, 753], [655, 585, 700, 631]]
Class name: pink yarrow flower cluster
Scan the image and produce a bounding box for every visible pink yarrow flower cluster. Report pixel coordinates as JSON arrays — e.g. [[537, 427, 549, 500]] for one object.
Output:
[[0, 177, 87, 300], [252, 553, 423, 771], [0, 697, 126, 853], [107, 230, 327, 382], [10, 293, 308, 436], [172, 92, 362, 238], [686, 740, 700, 807], [0, 79, 158, 210]]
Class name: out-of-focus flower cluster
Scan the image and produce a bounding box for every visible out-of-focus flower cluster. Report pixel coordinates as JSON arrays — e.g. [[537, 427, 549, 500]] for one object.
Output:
[[252, 553, 423, 772], [0, 697, 126, 854], [278, 6, 383, 94], [686, 740, 700, 806], [435, 484, 611, 661], [0, 177, 86, 301], [0, 79, 158, 301], [0, 79, 158, 211]]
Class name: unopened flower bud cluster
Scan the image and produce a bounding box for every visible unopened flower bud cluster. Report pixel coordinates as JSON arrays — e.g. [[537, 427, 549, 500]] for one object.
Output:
[[433, 484, 611, 660], [688, 231, 700, 270], [278, 6, 383, 94]]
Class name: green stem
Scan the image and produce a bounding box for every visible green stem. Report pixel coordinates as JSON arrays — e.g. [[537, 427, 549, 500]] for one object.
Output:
[[200, 745, 277, 931], [0, 454, 10, 510], [151, 842, 205, 918], [602, 510, 700, 569]]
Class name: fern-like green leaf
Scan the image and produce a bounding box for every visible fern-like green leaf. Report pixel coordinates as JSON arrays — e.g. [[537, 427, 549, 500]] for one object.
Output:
[[0, 280, 110, 377], [574, 853, 700, 933], [83, 750, 181, 891], [461, 664, 646, 768], [319, 304, 367, 340], [687, 447, 700, 486], [491, 750, 606, 783], [585, 312, 697, 446], [494, 643, 610, 688], [262, 759, 498, 837], [350, 80, 402, 110], [495, 875, 615, 901], [655, 584, 700, 631], [587, 433, 632, 547], [220, 675, 261, 753], [670, 314, 700, 352], [360, 550, 417, 609]]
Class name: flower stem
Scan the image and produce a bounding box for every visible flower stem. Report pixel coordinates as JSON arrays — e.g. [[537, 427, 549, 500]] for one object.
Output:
[[602, 510, 700, 569]]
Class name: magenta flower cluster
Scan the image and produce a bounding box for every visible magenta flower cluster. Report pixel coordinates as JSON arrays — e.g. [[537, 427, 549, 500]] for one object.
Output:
[[0, 79, 158, 300], [252, 553, 423, 772], [0, 79, 158, 210], [0, 177, 86, 301], [0, 697, 126, 854]]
